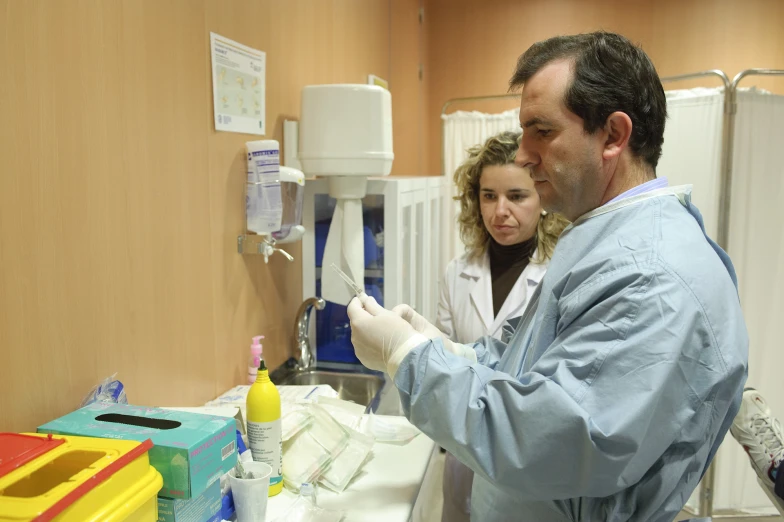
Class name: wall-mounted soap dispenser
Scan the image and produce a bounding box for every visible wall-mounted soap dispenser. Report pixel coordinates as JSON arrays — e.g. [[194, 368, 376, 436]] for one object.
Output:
[[238, 140, 306, 262]]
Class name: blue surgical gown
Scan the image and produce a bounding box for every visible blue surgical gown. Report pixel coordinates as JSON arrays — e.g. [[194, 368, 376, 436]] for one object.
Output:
[[394, 190, 748, 521]]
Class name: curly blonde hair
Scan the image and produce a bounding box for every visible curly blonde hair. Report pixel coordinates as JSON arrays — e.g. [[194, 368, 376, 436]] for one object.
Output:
[[453, 130, 570, 263]]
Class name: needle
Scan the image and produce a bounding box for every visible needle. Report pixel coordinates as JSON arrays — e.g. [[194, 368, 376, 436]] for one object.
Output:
[[330, 263, 365, 299]]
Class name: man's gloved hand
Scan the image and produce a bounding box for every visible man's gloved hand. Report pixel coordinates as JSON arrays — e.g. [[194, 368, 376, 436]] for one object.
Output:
[[392, 304, 444, 339], [347, 295, 429, 378], [392, 304, 478, 364]]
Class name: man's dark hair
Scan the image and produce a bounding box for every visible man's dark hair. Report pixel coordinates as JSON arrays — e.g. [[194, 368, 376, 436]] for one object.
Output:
[[510, 31, 667, 169]]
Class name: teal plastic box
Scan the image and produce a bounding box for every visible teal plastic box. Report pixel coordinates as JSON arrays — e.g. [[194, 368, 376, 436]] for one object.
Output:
[[38, 402, 237, 499], [158, 478, 221, 522]]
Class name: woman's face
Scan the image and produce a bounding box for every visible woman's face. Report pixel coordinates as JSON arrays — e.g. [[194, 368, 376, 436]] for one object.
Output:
[[479, 163, 541, 246]]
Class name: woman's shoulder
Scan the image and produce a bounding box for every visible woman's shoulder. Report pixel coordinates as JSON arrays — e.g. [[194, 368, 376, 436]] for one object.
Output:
[[446, 249, 484, 273], [525, 248, 550, 282], [529, 248, 550, 269]]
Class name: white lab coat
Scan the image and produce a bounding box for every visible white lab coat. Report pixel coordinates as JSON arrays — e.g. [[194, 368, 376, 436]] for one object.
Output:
[[436, 248, 547, 522], [436, 249, 547, 344]]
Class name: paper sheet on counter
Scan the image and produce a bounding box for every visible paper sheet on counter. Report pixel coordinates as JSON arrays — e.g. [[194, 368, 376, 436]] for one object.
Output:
[[278, 384, 338, 403], [207, 384, 338, 413]]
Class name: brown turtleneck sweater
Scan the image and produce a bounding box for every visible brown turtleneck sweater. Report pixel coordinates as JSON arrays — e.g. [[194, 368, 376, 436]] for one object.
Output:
[[488, 235, 537, 317]]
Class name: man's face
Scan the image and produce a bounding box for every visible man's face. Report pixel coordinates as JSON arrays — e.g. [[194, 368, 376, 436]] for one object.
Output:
[[515, 59, 607, 221]]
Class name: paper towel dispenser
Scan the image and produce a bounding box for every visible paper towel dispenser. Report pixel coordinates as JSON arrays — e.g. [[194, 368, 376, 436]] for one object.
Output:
[[297, 84, 395, 306], [298, 84, 393, 177]]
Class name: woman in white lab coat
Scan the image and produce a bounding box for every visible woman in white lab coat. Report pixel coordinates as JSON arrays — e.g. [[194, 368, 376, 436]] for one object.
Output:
[[438, 130, 568, 522]]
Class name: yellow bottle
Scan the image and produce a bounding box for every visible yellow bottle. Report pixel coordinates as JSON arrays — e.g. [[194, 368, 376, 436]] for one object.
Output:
[[246, 356, 283, 496]]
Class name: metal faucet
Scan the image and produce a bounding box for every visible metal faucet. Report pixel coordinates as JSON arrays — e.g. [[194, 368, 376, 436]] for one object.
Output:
[[293, 297, 325, 370]]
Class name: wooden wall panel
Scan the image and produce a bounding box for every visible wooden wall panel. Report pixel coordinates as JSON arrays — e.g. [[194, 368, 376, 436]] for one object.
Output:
[[648, 0, 784, 92], [391, 0, 426, 175], [424, 0, 784, 175], [0, 0, 419, 433]]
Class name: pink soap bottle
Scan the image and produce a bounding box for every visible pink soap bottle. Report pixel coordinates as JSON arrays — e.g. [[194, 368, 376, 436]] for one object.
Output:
[[248, 335, 264, 384]]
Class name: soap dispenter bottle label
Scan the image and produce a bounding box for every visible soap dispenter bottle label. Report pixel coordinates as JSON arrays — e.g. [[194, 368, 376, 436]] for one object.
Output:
[[247, 419, 282, 485]]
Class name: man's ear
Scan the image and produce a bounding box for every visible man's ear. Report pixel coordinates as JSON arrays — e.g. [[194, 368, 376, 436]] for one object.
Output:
[[602, 112, 633, 161]]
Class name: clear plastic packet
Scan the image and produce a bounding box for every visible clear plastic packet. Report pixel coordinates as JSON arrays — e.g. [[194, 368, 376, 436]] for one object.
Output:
[[270, 495, 345, 522], [282, 403, 313, 442], [361, 411, 421, 444], [79, 373, 127, 408], [282, 430, 332, 490], [307, 404, 350, 456], [319, 427, 374, 493], [282, 404, 349, 492], [316, 396, 366, 431]]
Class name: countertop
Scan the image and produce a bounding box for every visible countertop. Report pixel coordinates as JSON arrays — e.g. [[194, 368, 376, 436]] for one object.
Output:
[[211, 373, 435, 521], [265, 415, 436, 522]]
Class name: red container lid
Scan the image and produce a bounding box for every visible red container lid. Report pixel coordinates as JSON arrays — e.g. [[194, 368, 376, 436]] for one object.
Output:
[[0, 433, 65, 478]]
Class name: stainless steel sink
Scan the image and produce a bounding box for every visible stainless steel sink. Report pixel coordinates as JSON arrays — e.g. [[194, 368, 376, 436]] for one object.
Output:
[[276, 370, 384, 408]]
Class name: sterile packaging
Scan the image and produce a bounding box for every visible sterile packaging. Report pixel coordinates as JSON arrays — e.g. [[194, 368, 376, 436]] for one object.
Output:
[[270, 496, 345, 522], [319, 427, 374, 493], [282, 430, 332, 490], [282, 404, 349, 491], [281, 402, 312, 442], [307, 404, 350, 456], [278, 384, 339, 403], [316, 396, 366, 432], [207, 384, 338, 422], [360, 412, 421, 444], [312, 396, 375, 491]]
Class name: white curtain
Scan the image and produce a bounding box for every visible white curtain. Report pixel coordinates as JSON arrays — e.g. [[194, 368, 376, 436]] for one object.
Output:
[[657, 87, 725, 241], [656, 88, 726, 513], [659, 86, 784, 516], [441, 109, 519, 273], [707, 87, 784, 515]]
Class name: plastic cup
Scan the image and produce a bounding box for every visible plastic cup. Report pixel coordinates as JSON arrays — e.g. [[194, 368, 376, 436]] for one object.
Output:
[[228, 461, 273, 522]]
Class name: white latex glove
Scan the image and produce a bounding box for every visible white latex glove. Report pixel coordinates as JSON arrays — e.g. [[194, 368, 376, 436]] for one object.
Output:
[[347, 295, 429, 378], [392, 304, 444, 339], [392, 304, 478, 364]]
